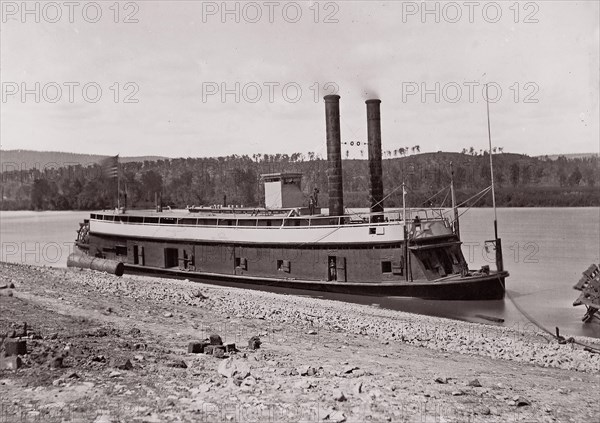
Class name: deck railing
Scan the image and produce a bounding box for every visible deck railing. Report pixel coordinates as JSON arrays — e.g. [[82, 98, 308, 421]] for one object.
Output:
[[90, 209, 448, 229]]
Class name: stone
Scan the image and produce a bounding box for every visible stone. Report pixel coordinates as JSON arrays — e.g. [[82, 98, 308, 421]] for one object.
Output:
[[327, 410, 346, 423], [435, 377, 448, 384], [475, 405, 491, 415], [296, 379, 313, 390], [0, 356, 22, 370], [197, 384, 211, 393], [333, 389, 347, 402], [353, 381, 363, 394], [110, 358, 133, 370], [307, 329, 317, 335], [297, 365, 316, 376], [241, 376, 256, 387], [109, 371, 122, 378], [170, 360, 188, 369], [48, 356, 63, 369], [217, 358, 251, 379], [451, 391, 464, 396], [204, 345, 226, 356], [517, 398, 531, 407], [163, 312, 173, 318], [188, 341, 209, 354], [0, 284, 7, 289], [209, 334, 223, 345], [342, 365, 358, 374], [248, 336, 261, 350], [4, 339, 27, 356], [468, 378, 482, 387], [192, 290, 208, 299]]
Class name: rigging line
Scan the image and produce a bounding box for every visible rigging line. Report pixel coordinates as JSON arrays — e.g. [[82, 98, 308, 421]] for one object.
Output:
[[439, 189, 450, 209], [505, 290, 600, 353], [456, 188, 492, 219], [441, 186, 492, 218], [419, 185, 451, 207]]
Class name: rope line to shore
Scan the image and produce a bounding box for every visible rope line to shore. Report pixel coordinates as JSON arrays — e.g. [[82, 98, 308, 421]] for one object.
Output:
[[505, 288, 600, 353]]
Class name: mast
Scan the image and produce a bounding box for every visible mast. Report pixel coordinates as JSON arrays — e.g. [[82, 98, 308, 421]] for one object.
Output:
[[450, 161, 460, 239], [402, 181, 407, 222], [402, 181, 409, 281], [117, 159, 121, 211], [485, 83, 503, 272]]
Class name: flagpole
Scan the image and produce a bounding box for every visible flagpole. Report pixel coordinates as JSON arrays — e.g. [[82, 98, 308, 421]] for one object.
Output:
[[485, 84, 504, 272], [485, 84, 497, 240]]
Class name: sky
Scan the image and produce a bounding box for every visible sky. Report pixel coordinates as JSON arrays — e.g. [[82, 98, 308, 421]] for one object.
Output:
[[1, 1, 598, 159]]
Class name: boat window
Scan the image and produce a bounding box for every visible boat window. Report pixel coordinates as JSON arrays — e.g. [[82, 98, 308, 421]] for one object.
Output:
[[115, 216, 128, 223], [179, 218, 197, 225], [90, 214, 96, 219], [235, 257, 248, 270], [104, 215, 114, 221], [381, 261, 392, 273], [160, 217, 177, 225], [128, 216, 143, 223], [277, 259, 290, 273], [144, 217, 159, 224]]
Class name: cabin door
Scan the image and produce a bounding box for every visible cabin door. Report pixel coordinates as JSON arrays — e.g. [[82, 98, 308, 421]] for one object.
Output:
[[328, 256, 337, 281], [328, 256, 346, 282], [164, 248, 178, 268]]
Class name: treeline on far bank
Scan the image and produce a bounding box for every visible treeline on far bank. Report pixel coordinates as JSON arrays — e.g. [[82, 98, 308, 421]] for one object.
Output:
[[0, 151, 598, 210]]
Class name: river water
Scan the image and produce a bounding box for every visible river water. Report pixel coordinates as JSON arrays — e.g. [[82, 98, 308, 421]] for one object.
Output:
[[1, 208, 599, 338]]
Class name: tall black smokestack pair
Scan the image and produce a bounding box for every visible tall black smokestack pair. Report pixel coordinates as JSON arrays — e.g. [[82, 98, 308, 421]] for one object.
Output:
[[324, 95, 384, 220]]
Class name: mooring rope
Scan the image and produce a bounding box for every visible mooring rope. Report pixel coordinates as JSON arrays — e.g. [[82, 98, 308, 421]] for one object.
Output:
[[505, 288, 600, 353]]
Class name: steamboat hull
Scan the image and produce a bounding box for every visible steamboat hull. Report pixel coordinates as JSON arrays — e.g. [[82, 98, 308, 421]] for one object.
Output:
[[123, 261, 507, 300]]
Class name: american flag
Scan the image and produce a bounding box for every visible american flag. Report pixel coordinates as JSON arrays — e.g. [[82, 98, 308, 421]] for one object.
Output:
[[100, 155, 119, 179]]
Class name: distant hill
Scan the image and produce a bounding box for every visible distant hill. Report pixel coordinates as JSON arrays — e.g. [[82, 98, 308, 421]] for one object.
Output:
[[1, 149, 598, 210], [537, 153, 598, 160], [0, 150, 167, 171]]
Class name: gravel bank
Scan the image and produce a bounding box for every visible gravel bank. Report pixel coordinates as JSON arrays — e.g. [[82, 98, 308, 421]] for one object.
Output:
[[3, 263, 599, 374], [2, 262, 600, 422]]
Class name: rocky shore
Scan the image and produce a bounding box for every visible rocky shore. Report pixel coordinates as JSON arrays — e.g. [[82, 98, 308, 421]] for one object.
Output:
[[1, 262, 599, 422]]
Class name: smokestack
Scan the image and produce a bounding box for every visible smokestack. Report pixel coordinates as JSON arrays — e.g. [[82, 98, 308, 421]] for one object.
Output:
[[366, 99, 384, 223], [324, 94, 344, 217]]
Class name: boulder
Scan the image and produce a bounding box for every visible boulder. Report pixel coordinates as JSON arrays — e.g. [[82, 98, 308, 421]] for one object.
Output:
[[4, 339, 27, 356], [0, 356, 22, 370], [332, 389, 347, 402], [209, 334, 223, 345], [248, 336, 261, 350], [110, 358, 133, 370], [188, 341, 210, 354], [204, 345, 226, 356]]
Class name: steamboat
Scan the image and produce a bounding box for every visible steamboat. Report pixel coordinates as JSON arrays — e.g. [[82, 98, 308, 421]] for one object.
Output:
[[70, 95, 508, 300]]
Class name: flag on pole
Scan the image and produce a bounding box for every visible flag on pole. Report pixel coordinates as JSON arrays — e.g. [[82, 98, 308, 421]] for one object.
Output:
[[100, 155, 119, 179]]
